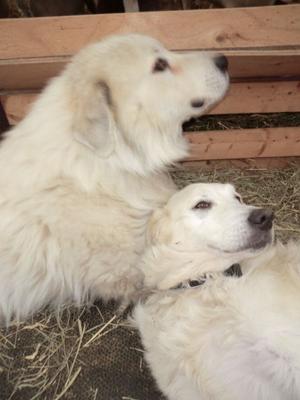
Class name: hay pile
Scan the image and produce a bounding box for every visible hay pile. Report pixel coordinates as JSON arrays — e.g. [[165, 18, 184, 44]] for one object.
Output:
[[183, 112, 300, 131], [0, 300, 162, 400], [0, 162, 299, 400]]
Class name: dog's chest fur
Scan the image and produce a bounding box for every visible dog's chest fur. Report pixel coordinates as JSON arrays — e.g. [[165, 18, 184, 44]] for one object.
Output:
[[0, 170, 176, 322], [136, 263, 300, 400]]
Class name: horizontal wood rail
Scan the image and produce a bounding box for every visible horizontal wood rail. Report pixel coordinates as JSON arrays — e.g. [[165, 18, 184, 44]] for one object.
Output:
[[185, 127, 300, 161], [1, 6, 299, 59], [0, 51, 299, 91], [2, 80, 299, 125], [0, 5, 299, 91]]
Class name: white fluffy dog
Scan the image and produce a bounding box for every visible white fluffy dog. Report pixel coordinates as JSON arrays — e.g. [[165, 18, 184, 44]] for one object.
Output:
[[0, 34, 229, 323], [134, 183, 300, 400]]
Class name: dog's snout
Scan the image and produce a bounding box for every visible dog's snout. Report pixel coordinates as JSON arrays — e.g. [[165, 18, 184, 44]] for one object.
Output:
[[214, 55, 228, 73], [248, 208, 274, 231]]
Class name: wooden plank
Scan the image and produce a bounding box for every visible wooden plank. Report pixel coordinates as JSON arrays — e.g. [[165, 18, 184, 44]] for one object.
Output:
[[0, 93, 36, 124], [2, 80, 299, 125], [212, 80, 300, 114], [185, 127, 300, 161], [0, 5, 299, 61], [1, 51, 299, 91], [0, 58, 67, 91], [227, 52, 300, 81]]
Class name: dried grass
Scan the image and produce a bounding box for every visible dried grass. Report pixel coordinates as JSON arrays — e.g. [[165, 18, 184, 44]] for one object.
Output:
[[0, 306, 124, 399], [184, 112, 300, 132]]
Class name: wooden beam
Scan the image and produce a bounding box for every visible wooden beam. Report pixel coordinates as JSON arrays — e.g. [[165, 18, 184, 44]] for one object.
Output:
[[0, 93, 36, 124], [212, 80, 300, 114], [2, 80, 299, 125], [226, 52, 300, 81], [0, 6, 299, 60], [185, 127, 300, 161], [0, 6, 299, 91], [0, 51, 299, 91], [0, 57, 67, 91]]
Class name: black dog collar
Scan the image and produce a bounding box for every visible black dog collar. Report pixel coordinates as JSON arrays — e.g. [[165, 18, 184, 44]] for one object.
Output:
[[171, 263, 242, 290], [224, 263, 243, 278]]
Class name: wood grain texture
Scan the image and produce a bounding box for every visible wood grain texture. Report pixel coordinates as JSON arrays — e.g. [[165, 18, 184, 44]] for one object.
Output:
[[185, 127, 300, 161], [0, 6, 299, 90], [2, 80, 299, 125], [213, 80, 300, 114], [0, 5, 299, 61], [1, 51, 299, 91], [0, 58, 66, 91]]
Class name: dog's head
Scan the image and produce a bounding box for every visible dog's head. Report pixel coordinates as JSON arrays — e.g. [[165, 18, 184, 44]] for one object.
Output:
[[143, 183, 274, 289], [149, 183, 274, 254], [66, 34, 229, 174]]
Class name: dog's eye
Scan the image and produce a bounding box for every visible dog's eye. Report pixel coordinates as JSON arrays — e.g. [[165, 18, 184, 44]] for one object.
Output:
[[235, 195, 242, 203], [193, 201, 212, 210], [153, 58, 169, 73]]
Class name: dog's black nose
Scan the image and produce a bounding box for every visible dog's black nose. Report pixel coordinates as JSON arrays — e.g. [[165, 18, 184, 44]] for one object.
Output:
[[248, 208, 274, 231], [214, 55, 228, 73]]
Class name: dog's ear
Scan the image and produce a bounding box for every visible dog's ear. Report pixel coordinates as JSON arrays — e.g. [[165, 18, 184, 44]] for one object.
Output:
[[147, 208, 173, 245], [73, 81, 116, 157]]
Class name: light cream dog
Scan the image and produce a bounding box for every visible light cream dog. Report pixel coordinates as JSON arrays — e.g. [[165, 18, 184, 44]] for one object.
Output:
[[134, 183, 300, 400], [0, 34, 228, 324]]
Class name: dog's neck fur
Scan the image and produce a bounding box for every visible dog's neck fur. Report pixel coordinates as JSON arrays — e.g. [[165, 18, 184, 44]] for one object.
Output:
[[170, 263, 242, 290], [140, 243, 246, 291], [0, 77, 181, 210]]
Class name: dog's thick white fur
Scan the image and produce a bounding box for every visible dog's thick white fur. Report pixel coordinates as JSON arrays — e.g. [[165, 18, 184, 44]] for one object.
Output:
[[0, 35, 228, 323], [133, 183, 300, 400]]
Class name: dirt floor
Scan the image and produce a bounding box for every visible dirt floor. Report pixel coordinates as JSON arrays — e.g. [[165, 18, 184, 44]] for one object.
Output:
[[0, 154, 299, 400]]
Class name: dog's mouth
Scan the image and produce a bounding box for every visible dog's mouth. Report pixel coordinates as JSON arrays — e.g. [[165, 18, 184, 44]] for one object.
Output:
[[209, 231, 273, 255], [182, 90, 229, 129], [243, 234, 273, 251], [242, 229, 274, 253]]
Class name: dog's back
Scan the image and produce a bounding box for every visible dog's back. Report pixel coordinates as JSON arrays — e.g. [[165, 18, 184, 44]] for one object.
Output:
[[134, 242, 300, 400]]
